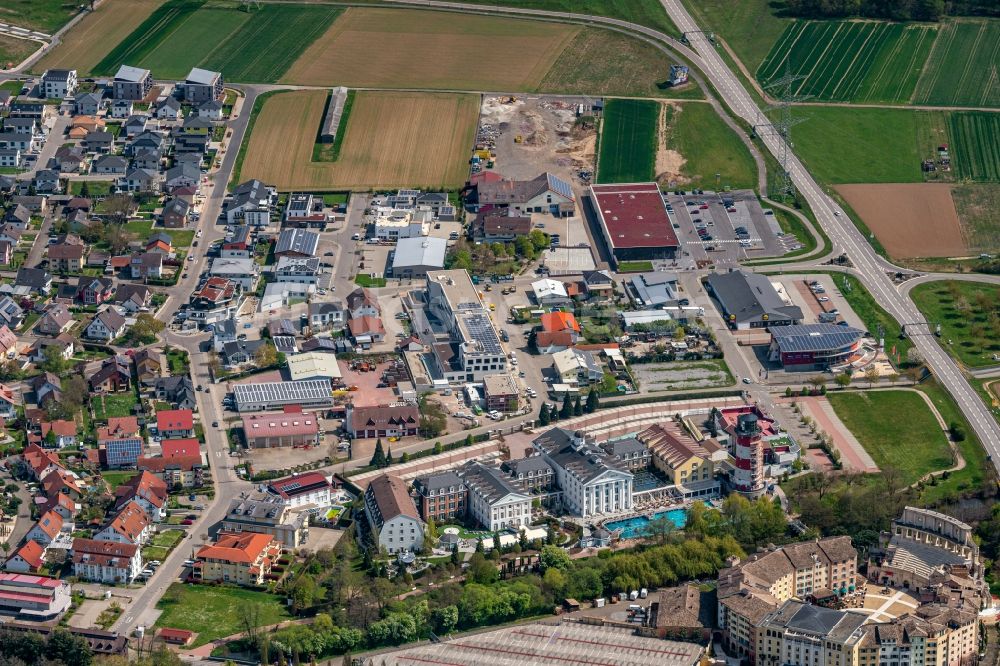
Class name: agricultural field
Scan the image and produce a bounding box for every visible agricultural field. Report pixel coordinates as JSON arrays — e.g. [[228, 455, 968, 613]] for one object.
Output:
[[0, 0, 79, 33], [758, 21, 937, 104], [836, 183, 965, 259], [952, 184, 1000, 252], [0, 35, 39, 69], [456, 0, 678, 37], [949, 113, 1000, 182], [827, 390, 952, 487], [284, 8, 576, 91], [240, 90, 478, 191], [680, 0, 788, 73], [596, 99, 658, 183], [662, 101, 757, 190], [913, 19, 1000, 107], [910, 280, 1000, 368], [33, 0, 166, 75], [92, 0, 339, 82], [537, 27, 703, 100]]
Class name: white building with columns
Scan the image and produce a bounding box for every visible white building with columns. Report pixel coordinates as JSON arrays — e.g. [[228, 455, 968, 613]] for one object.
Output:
[[460, 462, 532, 531], [532, 428, 633, 518]]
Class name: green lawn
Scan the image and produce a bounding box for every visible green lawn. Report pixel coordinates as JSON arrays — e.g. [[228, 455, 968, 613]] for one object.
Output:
[[93, 393, 138, 420], [155, 583, 291, 647], [124, 217, 154, 237], [142, 545, 169, 561], [0, 34, 39, 68], [68, 180, 114, 197], [354, 274, 387, 288], [786, 106, 925, 184], [917, 379, 987, 504], [166, 348, 190, 375], [458, 0, 677, 37], [597, 98, 658, 183], [616, 260, 654, 272], [165, 229, 196, 248], [0, 0, 79, 32], [101, 470, 136, 490], [910, 280, 1000, 368], [827, 390, 952, 487], [680, 0, 787, 73], [667, 101, 757, 190], [153, 529, 185, 548]]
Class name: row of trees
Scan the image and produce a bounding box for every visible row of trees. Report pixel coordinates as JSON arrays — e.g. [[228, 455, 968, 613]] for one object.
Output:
[[0, 628, 92, 666], [781, 0, 997, 20], [538, 390, 599, 425]]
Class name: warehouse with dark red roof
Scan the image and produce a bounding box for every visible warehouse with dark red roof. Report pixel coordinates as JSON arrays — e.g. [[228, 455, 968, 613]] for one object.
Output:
[[589, 183, 678, 264]]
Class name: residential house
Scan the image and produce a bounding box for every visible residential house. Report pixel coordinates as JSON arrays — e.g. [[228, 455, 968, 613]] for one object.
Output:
[[114, 284, 151, 312], [197, 99, 223, 120], [346, 404, 419, 439], [16, 268, 52, 295], [221, 339, 265, 368], [274, 228, 319, 258], [472, 213, 531, 243], [137, 453, 203, 490], [265, 472, 331, 508], [221, 225, 251, 258], [538, 311, 581, 350], [468, 172, 575, 217], [48, 241, 86, 272], [274, 256, 319, 287], [220, 493, 306, 548], [88, 355, 131, 393], [9, 101, 44, 120], [131, 148, 160, 171], [27, 510, 64, 547], [0, 325, 16, 358], [28, 374, 61, 408], [4, 204, 30, 228], [5, 117, 37, 135], [225, 179, 275, 226], [0, 149, 20, 169], [77, 276, 114, 305], [29, 334, 74, 364], [582, 270, 614, 300], [41, 491, 79, 521], [188, 277, 241, 325], [33, 170, 61, 194], [40, 420, 77, 449], [35, 303, 73, 335], [364, 474, 424, 554], [20, 443, 63, 481], [154, 376, 196, 411], [531, 278, 571, 307], [161, 197, 189, 228], [126, 131, 164, 157], [193, 532, 281, 586], [112, 65, 152, 101], [345, 287, 379, 320], [0, 382, 17, 419], [308, 301, 345, 331], [347, 316, 385, 344], [119, 167, 157, 193], [154, 97, 181, 121], [123, 115, 149, 138], [129, 252, 163, 280], [113, 471, 167, 522], [71, 538, 141, 584], [552, 348, 603, 385], [208, 257, 257, 291], [85, 309, 127, 341], [92, 154, 127, 176], [41, 69, 78, 99], [156, 409, 194, 439], [83, 130, 114, 154], [74, 92, 104, 116], [5, 540, 45, 573], [41, 469, 82, 502], [109, 99, 133, 119], [0, 296, 23, 330], [133, 349, 162, 386], [181, 67, 224, 103], [94, 500, 151, 545], [52, 146, 85, 173], [163, 163, 199, 193], [145, 232, 173, 256]]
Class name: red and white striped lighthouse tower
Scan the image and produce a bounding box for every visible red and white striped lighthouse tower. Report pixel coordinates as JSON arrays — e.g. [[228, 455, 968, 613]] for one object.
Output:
[[733, 412, 765, 499]]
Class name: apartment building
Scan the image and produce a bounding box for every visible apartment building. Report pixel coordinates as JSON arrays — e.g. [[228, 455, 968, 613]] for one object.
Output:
[[413, 471, 467, 523], [364, 474, 424, 554], [221, 492, 308, 548], [71, 538, 142, 584], [194, 532, 282, 586]]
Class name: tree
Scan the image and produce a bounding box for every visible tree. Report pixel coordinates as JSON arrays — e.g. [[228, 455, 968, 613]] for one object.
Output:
[[418, 395, 447, 438], [538, 402, 551, 426], [642, 515, 676, 545], [864, 365, 880, 388], [560, 394, 573, 419], [103, 224, 135, 254], [585, 388, 599, 413], [834, 372, 852, 389], [254, 343, 278, 368], [431, 605, 458, 634], [465, 434, 474, 447], [467, 552, 498, 585], [906, 347, 924, 367], [39, 344, 70, 374], [426, 517, 438, 541], [573, 395, 583, 416], [385, 446, 393, 467], [237, 600, 263, 647], [370, 439, 386, 468], [101, 193, 135, 225], [808, 375, 827, 393], [79, 181, 90, 198], [127, 313, 165, 345], [539, 545, 571, 573], [450, 543, 461, 565], [288, 573, 319, 611]]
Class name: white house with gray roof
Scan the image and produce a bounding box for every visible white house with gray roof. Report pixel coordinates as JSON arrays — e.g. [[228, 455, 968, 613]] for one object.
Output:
[[460, 462, 531, 532]]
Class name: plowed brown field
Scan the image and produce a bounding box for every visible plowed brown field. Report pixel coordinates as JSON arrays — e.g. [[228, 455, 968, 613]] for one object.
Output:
[[283, 7, 578, 90], [33, 0, 166, 74], [240, 89, 478, 191], [836, 183, 964, 258]]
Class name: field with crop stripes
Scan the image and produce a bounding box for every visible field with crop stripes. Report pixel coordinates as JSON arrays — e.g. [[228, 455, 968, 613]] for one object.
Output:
[[949, 113, 1000, 182], [597, 99, 658, 183], [758, 21, 936, 104], [93, 0, 200, 75], [913, 20, 1000, 108]]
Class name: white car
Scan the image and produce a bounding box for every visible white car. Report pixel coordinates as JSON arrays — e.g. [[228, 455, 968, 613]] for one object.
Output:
[[817, 296, 830, 302]]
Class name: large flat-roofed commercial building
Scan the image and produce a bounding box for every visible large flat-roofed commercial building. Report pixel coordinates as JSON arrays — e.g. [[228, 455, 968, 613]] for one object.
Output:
[[364, 621, 704, 666], [705, 270, 804, 330], [391, 237, 447, 279], [241, 409, 320, 449], [589, 183, 678, 265], [232, 379, 332, 412], [424, 270, 507, 383], [0, 573, 72, 619], [769, 324, 865, 370]]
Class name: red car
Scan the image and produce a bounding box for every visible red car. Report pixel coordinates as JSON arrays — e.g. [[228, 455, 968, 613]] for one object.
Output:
[[699, 204, 709, 209], [181, 519, 194, 525]]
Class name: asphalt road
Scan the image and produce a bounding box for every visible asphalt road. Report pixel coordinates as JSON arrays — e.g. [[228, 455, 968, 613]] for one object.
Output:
[[657, 0, 1000, 466]]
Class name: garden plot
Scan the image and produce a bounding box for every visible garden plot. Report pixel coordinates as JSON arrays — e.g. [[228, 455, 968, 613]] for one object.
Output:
[[632, 359, 734, 392]]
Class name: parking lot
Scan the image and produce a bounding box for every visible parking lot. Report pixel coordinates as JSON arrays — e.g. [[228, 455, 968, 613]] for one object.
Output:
[[665, 190, 790, 267]]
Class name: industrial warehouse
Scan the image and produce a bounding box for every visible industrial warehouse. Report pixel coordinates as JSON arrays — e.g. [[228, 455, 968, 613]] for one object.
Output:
[[589, 183, 679, 265]]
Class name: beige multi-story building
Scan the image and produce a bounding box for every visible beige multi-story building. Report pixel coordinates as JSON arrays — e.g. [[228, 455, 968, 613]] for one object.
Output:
[[638, 421, 720, 498], [857, 606, 979, 666], [221, 492, 309, 548], [756, 601, 868, 666], [193, 532, 282, 586]]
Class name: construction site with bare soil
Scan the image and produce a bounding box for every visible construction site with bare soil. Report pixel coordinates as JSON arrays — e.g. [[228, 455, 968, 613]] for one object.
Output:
[[474, 95, 599, 188]]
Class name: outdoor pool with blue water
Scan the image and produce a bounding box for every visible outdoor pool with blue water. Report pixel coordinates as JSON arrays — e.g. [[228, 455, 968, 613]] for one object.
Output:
[[605, 507, 690, 539]]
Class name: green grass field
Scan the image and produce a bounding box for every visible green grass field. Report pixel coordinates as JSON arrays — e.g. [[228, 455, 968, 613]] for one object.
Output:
[[787, 106, 924, 183], [910, 280, 1000, 368], [458, 0, 677, 37], [953, 184, 1000, 251], [597, 98, 658, 183], [914, 19, 1000, 107], [93, 393, 138, 420], [949, 112, 1000, 181], [101, 470, 136, 490], [827, 390, 952, 487], [93, 0, 339, 82], [155, 583, 291, 647], [680, 0, 787, 73], [666, 101, 757, 190], [0, 0, 78, 33], [759, 21, 937, 104]]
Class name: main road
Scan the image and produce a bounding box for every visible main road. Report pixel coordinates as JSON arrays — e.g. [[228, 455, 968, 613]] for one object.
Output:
[[656, 0, 1000, 465]]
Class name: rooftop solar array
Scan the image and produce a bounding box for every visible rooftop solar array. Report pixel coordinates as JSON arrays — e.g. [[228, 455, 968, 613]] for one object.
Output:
[[461, 312, 502, 355], [771, 324, 864, 353], [233, 379, 332, 407]]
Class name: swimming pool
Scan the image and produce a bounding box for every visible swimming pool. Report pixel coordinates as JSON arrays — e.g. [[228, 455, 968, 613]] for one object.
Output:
[[604, 507, 689, 539]]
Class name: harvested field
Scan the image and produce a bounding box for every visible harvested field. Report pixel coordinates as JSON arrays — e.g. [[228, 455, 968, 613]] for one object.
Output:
[[952, 184, 1000, 252], [33, 0, 166, 75], [836, 183, 964, 258], [240, 89, 478, 191], [284, 8, 577, 90]]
